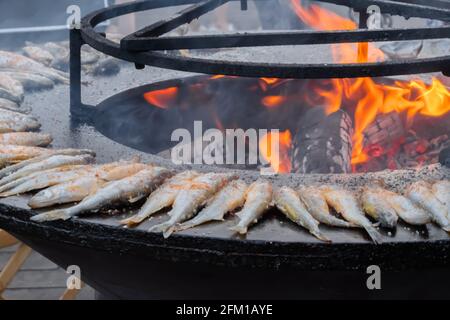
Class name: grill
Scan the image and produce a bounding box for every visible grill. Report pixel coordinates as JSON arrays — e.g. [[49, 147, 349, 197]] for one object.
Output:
[[1, 0, 450, 299]]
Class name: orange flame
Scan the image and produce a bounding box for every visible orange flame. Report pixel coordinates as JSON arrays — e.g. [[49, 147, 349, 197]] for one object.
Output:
[[290, 0, 450, 165], [143, 87, 178, 109], [259, 130, 292, 174], [262, 95, 287, 108]]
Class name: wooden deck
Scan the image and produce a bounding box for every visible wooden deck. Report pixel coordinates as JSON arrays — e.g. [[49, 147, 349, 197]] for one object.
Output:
[[0, 244, 95, 300]]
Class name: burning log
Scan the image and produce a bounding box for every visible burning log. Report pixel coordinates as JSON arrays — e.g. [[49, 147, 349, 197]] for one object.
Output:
[[291, 108, 353, 174]]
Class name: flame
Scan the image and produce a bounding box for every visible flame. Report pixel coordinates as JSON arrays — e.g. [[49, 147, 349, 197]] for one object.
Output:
[[143, 87, 178, 109], [259, 130, 292, 174], [262, 95, 287, 108], [290, 0, 450, 166]]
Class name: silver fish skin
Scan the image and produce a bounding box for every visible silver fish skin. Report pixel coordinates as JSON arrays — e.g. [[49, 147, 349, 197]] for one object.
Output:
[[28, 176, 104, 208], [274, 186, 330, 242], [0, 165, 92, 196], [361, 187, 399, 229], [174, 179, 248, 233], [406, 181, 450, 232], [230, 180, 273, 235], [0, 148, 95, 179], [0, 132, 52, 147], [149, 173, 235, 237], [321, 186, 383, 244], [1, 71, 54, 91], [22, 46, 54, 66], [0, 50, 69, 84], [31, 167, 172, 222], [298, 186, 356, 228], [0, 110, 41, 133], [0, 74, 24, 103], [382, 190, 431, 225], [432, 180, 450, 216], [0, 144, 52, 164], [0, 154, 94, 188], [0, 98, 30, 114], [120, 170, 199, 227], [28, 162, 147, 208]]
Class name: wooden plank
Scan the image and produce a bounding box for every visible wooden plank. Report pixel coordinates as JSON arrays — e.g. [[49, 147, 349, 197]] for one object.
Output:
[[0, 244, 32, 294], [1, 251, 58, 271], [0, 230, 18, 249]]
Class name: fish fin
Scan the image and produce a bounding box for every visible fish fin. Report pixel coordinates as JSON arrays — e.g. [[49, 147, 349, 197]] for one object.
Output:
[[148, 221, 172, 233], [443, 225, 450, 233], [312, 231, 331, 243], [119, 215, 143, 227], [163, 226, 176, 238], [128, 195, 145, 204], [31, 210, 72, 222], [230, 224, 247, 235], [363, 225, 383, 244]]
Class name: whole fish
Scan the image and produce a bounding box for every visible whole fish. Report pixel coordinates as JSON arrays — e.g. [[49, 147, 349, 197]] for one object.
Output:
[[432, 180, 450, 215], [405, 181, 450, 232], [0, 144, 51, 164], [230, 180, 272, 235], [321, 186, 382, 244], [1, 71, 54, 91], [361, 187, 399, 228], [22, 46, 54, 66], [0, 110, 41, 133], [43, 42, 70, 71], [0, 50, 69, 84], [120, 171, 199, 227], [274, 186, 330, 242], [0, 132, 52, 147], [0, 154, 94, 188], [298, 186, 356, 228], [28, 163, 148, 208], [0, 165, 91, 196], [149, 173, 235, 237], [29, 176, 105, 208], [0, 148, 95, 179], [31, 167, 172, 222], [1, 160, 142, 197], [375, 189, 431, 226], [0, 74, 24, 103], [0, 98, 30, 114], [173, 179, 248, 233]]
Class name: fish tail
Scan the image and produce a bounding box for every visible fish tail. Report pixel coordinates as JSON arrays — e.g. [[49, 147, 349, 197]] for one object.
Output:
[[364, 225, 383, 244], [230, 224, 247, 235], [163, 226, 176, 239], [312, 230, 331, 243], [148, 221, 172, 234], [31, 209, 72, 222], [443, 225, 450, 233], [119, 215, 144, 227]]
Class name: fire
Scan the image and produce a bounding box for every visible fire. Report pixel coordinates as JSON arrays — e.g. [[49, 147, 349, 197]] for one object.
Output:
[[259, 130, 292, 174], [262, 95, 287, 108], [290, 0, 450, 166], [143, 87, 178, 109]]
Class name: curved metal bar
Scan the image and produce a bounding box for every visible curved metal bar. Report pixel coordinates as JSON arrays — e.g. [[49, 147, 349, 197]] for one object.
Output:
[[79, 0, 450, 79]]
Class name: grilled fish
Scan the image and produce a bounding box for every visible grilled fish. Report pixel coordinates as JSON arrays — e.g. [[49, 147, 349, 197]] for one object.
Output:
[[27, 163, 148, 208], [1, 71, 54, 91], [0, 154, 94, 188], [432, 180, 450, 215], [0, 74, 24, 103], [0, 148, 95, 179], [298, 186, 355, 228], [406, 181, 449, 231], [0, 98, 30, 114], [0, 110, 41, 133], [0, 50, 69, 84], [361, 187, 399, 228], [0, 165, 91, 196], [173, 179, 248, 233], [379, 189, 431, 225], [321, 186, 383, 244], [120, 171, 199, 227], [0, 144, 52, 164], [31, 167, 172, 222], [0, 132, 52, 147], [274, 186, 329, 242], [230, 180, 272, 235], [149, 173, 235, 237], [22, 46, 54, 66]]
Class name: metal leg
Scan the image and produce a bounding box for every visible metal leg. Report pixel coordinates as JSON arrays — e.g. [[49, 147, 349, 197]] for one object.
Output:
[[70, 28, 83, 116]]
